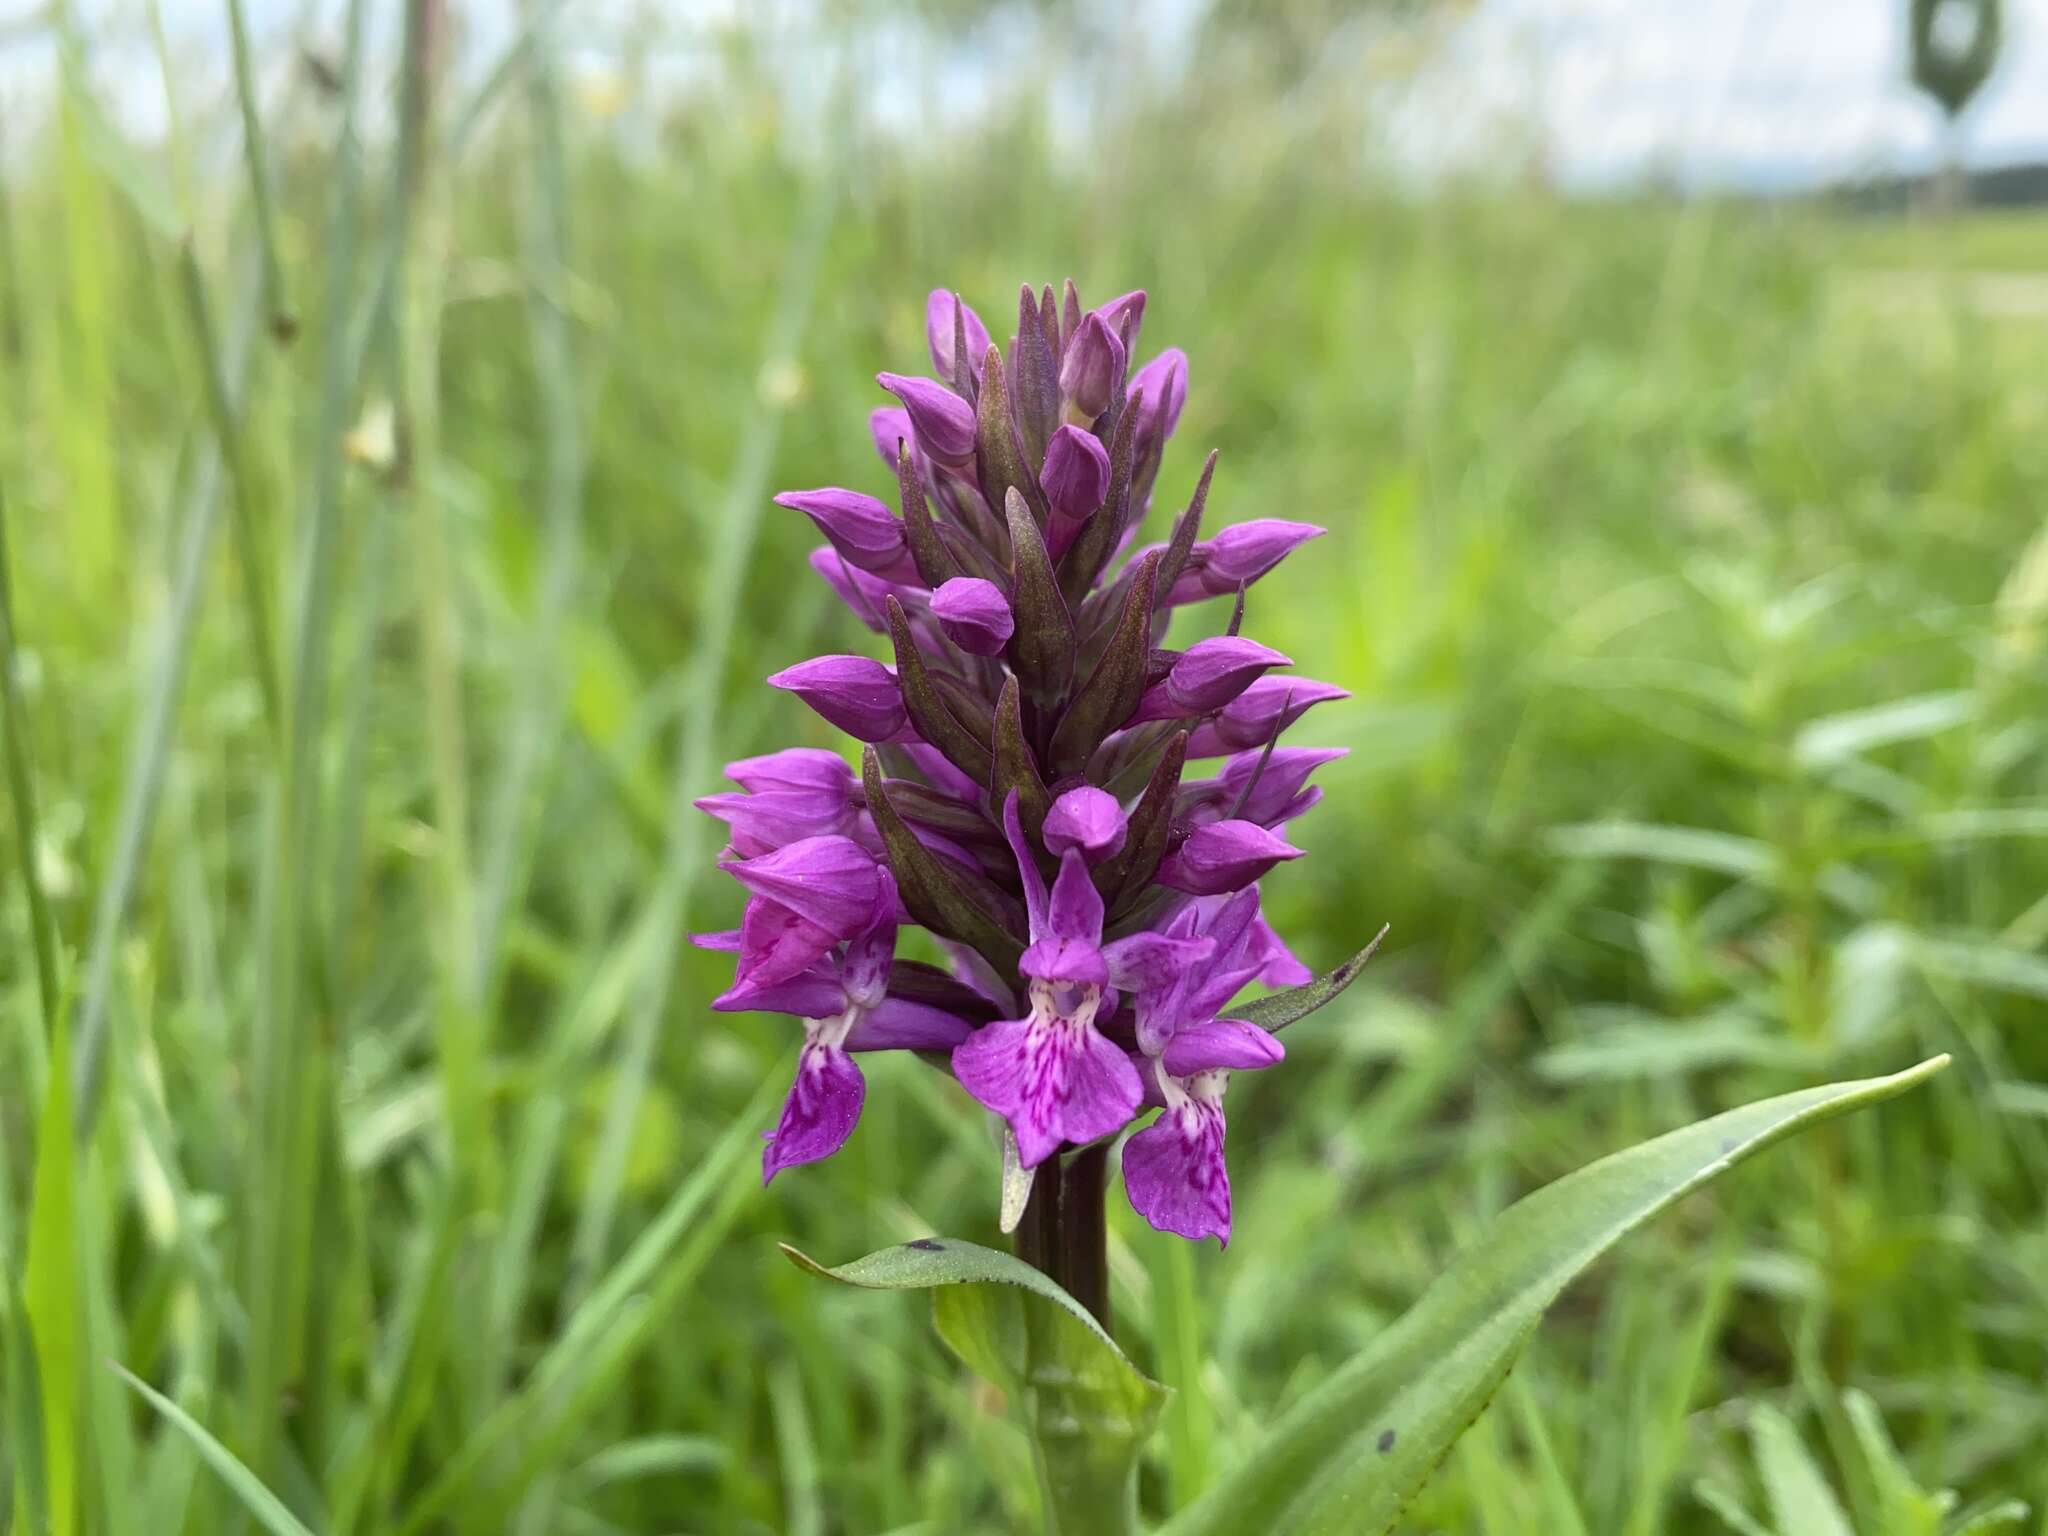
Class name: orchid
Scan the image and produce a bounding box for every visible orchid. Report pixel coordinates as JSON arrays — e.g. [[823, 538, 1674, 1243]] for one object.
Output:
[[699, 280, 1371, 1256]]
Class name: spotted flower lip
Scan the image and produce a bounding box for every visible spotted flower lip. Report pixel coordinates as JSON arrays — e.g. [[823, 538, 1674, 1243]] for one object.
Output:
[[704, 278, 1376, 1243]]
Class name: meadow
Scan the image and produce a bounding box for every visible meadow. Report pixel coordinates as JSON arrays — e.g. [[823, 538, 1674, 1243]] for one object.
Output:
[[1, 8, 2046, 1533]]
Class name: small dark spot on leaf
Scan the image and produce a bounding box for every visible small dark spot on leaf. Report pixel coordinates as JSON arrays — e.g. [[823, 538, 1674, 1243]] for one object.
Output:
[[905, 1239, 944, 1251], [1719, 1137, 1739, 1155], [1377, 1429, 1396, 1454]]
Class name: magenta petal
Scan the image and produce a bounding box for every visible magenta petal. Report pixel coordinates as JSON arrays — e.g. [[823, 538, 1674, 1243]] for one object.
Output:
[[692, 928, 742, 952], [1157, 820, 1303, 896], [1045, 849, 1105, 946], [1246, 910, 1314, 986], [726, 747, 856, 797], [1122, 1098, 1230, 1244], [926, 290, 992, 382], [775, 488, 916, 577], [715, 973, 845, 1017], [720, 834, 882, 935], [877, 372, 978, 465], [1162, 1018, 1283, 1074], [839, 872, 900, 1005], [1043, 786, 1126, 862], [769, 655, 908, 742], [1184, 676, 1349, 758], [1130, 349, 1188, 448], [733, 899, 842, 993], [930, 577, 1015, 656], [1101, 932, 1214, 993], [1001, 792, 1050, 942], [763, 1041, 866, 1183], [1166, 637, 1291, 714], [1059, 312, 1126, 420], [1040, 424, 1111, 522], [869, 406, 915, 468], [952, 1014, 1141, 1168], [847, 997, 976, 1051], [1092, 289, 1147, 351]]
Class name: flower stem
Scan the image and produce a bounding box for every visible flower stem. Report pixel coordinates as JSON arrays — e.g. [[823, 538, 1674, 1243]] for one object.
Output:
[[1016, 1145, 1113, 1331]]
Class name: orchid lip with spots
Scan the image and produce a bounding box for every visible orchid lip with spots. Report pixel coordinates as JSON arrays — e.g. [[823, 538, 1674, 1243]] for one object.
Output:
[[696, 280, 1380, 1254]]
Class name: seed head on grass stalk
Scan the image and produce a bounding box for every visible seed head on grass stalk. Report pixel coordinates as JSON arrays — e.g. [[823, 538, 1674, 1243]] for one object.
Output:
[[698, 282, 1363, 1247]]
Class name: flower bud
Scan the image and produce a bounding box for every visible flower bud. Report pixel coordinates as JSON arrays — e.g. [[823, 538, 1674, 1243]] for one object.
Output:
[[1059, 312, 1125, 420], [1042, 786, 1127, 863], [926, 290, 992, 384], [769, 655, 909, 742], [1157, 819, 1302, 895], [877, 372, 978, 466], [1040, 424, 1111, 522], [775, 488, 917, 579], [930, 577, 1015, 656]]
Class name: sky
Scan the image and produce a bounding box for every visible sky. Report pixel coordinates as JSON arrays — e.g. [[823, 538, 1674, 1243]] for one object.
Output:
[[7, 0, 2048, 193]]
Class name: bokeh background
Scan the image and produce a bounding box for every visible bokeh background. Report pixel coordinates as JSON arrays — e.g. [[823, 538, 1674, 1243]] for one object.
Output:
[[2, 1, 2047, 1532]]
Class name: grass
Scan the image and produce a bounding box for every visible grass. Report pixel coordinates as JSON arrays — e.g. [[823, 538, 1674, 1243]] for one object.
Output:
[[1, 6, 2046, 1533]]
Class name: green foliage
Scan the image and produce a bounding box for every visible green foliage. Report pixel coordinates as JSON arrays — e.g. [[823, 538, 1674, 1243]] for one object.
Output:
[[0, 4, 2044, 1532]]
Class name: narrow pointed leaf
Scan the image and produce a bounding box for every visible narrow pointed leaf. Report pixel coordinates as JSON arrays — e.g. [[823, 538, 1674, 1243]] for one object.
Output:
[[990, 676, 1054, 844], [1011, 285, 1060, 470], [863, 749, 1023, 973], [115, 1368, 317, 1536], [1050, 552, 1160, 776], [1152, 450, 1217, 640], [975, 347, 1047, 527], [1236, 926, 1390, 1032], [897, 441, 959, 588], [1157, 1057, 1950, 1536], [885, 596, 993, 786], [1005, 487, 1076, 705]]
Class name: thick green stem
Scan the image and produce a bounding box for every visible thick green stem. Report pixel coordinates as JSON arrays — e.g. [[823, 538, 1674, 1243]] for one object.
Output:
[[1015, 1146, 1136, 1535]]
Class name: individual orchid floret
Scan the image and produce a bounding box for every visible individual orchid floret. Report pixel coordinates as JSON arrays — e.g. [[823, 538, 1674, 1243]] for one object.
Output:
[[1185, 675, 1349, 757], [713, 872, 977, 1181], [926, 290, 992, 387], [1093, 289, 1147, 351], [1167, 519, 1327, 605], [877, 372, 978, 466], [775, 488, 919, 580], [1122, 890, 1287, 1244], [951, 796, 1212, 1167], [1130, 348, 1188, 451], [1158, 819, 1302, 895], [1181, 746, 1346, 830], [930, 577, 1014, 656], [1041, 423, 1112, 523], [1134, 637, 1291, 721], [769, 655, 910, 742], [1059, 311, 1127, 421]]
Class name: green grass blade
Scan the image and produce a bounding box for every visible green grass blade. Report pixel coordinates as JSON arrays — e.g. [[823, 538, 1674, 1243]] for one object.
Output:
[[115, 1367, 316, 1536]]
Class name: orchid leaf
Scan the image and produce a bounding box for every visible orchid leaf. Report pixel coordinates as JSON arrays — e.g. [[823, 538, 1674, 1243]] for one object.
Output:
[[785, 1238, 1165, 1536], [1158, 1056, 1949, 1536]]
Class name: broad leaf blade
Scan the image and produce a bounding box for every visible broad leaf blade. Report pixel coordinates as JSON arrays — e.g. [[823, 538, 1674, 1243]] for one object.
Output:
[[1158, 1056, 1949, 1536], [786, 1238, 1167, 1535]]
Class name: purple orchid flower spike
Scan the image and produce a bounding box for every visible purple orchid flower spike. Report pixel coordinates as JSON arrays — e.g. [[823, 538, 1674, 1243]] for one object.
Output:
[[701, 278, 1382, 1275], [952, 795, 1212, 1168]]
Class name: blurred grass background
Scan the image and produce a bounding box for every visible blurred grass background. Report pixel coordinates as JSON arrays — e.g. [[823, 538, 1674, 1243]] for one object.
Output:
[[2, 2, 2047, 1532]]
